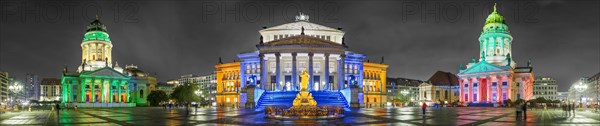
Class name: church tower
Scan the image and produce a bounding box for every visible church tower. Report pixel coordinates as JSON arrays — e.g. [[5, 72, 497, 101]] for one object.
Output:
[[479, 4, 516, 68], [79, 15, 113, 72]]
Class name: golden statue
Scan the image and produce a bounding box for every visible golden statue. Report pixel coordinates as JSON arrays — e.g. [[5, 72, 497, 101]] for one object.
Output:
[[292, 69, 317, 107]]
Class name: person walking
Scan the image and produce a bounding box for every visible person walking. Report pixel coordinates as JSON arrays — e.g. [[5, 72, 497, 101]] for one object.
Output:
[[522, 102, 528, 120], [421, 103, 427, 117], [515, 103, 522, 120]]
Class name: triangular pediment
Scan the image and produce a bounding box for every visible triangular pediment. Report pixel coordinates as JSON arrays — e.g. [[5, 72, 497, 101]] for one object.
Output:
[[82, 67, 129, 78], [460, 61, 509, 74]]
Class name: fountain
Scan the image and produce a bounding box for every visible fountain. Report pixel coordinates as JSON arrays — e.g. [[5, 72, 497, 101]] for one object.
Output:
[[265, 69, 345, 120]]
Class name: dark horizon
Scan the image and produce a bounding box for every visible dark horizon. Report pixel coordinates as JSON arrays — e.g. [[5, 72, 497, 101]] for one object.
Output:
[[1, 0, 599, 92]]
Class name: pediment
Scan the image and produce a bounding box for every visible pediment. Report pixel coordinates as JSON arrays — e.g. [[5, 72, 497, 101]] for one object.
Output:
[[82, 67, 129, 78], [460, 61, 509, 74]]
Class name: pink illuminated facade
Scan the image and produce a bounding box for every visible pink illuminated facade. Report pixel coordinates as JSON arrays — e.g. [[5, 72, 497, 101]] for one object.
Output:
[[457, 5, 534, 103]]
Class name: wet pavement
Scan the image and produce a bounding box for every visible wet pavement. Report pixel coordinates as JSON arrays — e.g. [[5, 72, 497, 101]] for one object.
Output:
[[1, 107, 599, 125]]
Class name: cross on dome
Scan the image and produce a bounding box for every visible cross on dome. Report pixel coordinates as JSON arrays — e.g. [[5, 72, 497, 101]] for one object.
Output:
[[295, 12, 309, 21]]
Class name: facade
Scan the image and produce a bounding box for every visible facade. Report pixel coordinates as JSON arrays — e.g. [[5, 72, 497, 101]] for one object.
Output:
[[215, 13, 388, 108], [178, 73, 217, 105], [557, 92, 568, 102], [157, 83, 175, 95], [386, 77, 424, 106], [567, 74, 600, 106], [1, 72, 8, 104], [25, 74, 40, 101], [40, 78, 61, 101], [61, 17, 157, 107], [419, 71, 460, 105], [533, 76, 558, 100], [458, 5, 534, 104]]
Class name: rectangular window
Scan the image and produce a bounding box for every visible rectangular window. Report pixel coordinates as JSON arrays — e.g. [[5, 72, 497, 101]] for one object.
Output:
[[502, 82, 507, 86], [473, 94, 478, 101], [473, 83, 478, 87], [492, 82, 497, 86]]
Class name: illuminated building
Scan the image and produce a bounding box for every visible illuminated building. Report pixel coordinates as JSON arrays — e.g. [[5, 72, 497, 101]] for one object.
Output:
[[1, 72, 9, 104], [386, 77, 423, 106], [25, 74, 40, 101], [40, 78, 61, 101], [533, 76, 558, 100], [419, 71, 460, 105], [61, 16, 157, 107], [458, 4, 534, 104], [215, 13, 388, 108]]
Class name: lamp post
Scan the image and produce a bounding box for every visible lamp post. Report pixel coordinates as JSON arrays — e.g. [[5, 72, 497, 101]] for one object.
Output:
[[8, 82, 23, 110], [574, 81, 588, 110]]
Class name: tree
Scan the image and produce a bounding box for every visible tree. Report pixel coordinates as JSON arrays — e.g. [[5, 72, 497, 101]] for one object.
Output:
[[170, 83, 200, 115], [147, 90, 169, 106]]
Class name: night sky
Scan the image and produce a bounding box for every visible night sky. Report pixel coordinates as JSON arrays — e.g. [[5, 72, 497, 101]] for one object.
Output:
[[1, 0, 598, 91]]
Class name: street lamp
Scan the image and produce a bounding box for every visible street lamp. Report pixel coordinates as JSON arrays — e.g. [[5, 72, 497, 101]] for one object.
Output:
[[574, 81, 588, 109]]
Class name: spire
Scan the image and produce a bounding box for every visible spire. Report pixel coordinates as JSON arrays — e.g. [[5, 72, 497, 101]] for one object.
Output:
[[301, 26, 305, 35], [494, 3, 497, 13]]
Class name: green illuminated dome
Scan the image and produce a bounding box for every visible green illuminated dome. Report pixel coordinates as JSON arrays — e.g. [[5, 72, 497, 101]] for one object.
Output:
[[484, 4, 505, 25], [482, 4, 509, 33], [82, 16, 111, 43]]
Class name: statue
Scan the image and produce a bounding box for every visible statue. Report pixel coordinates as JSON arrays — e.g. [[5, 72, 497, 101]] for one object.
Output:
[[292, 69, 317, 107]]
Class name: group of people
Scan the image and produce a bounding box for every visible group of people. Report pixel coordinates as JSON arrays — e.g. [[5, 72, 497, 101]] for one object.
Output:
[[514, 102, 528, 120], [561, 103, 576, 116]]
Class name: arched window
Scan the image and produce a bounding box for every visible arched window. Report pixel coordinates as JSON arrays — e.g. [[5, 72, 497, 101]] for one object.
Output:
[[140, 90, 144, 98]]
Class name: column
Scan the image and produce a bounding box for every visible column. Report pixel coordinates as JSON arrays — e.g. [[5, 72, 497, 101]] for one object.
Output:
[[338, 54, 345, 91], [292, 53, 297, 91], [118, 81, 122, 102], [101, 79, 105, 102], [275, 53, 281, 91], [324, 53, 330, 91], [259, 54, 266, 90], [109, 80, 113, 103], [308, 53, 314, 91], [81, 79, 85, 102], [91, 78, 96, 102]]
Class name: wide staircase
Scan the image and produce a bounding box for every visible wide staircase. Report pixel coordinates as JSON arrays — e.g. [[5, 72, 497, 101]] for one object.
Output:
[[256, 91, 349, 108]]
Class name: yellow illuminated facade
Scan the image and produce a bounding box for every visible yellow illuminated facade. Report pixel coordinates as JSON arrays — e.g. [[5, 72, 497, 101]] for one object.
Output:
[[215, 62, 241, 107], [363, 62, 388, 108]]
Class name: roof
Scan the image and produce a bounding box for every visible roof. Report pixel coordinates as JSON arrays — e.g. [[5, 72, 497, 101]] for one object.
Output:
[[459, 61, 510, 74], [387, 77, 425, 87], [427, 71, 459, 86], [261, 21, 343, 33], [514, 67, 533, 73], [257, 35, 344, 47], [41, 78, 60, 85]]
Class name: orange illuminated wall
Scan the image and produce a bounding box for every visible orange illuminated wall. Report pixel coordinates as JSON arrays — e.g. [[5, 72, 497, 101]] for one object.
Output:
[[215, 62, 241, 107], [363, 62, 388, 108]]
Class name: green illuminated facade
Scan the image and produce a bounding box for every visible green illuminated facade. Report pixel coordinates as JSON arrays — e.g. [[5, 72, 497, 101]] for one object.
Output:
[[61, 17, 156, 107]]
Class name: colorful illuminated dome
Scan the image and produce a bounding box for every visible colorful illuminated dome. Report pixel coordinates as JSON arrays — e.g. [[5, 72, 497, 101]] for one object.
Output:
[[82, 15, 111, 43], [482, 4, 510, 34], [477, 3, 515, 68]]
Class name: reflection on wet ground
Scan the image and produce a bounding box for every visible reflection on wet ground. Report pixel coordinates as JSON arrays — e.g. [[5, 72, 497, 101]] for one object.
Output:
[[1, 107, 599, 125]]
